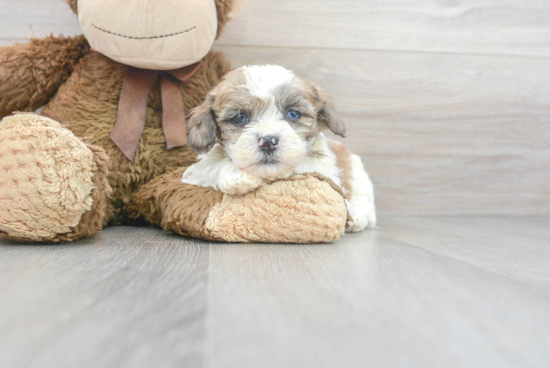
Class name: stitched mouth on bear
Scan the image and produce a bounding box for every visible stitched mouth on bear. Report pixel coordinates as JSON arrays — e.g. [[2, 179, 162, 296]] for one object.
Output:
[[91, 24, 197, 40]]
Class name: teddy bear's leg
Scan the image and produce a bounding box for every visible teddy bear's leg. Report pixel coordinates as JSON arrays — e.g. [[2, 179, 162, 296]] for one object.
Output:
[[0, 113, 111, 243], [128, 167, 224, 241]]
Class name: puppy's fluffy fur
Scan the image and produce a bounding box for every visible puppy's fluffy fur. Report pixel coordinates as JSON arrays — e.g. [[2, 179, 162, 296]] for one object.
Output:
[[182, 65, 376, 231]]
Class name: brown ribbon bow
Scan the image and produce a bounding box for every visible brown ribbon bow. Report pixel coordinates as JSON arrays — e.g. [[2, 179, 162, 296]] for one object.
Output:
[[110, 62, 202, 161]]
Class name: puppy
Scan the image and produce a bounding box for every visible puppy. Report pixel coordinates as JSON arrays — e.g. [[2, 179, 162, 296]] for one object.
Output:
[[182, 65, 376, 232]]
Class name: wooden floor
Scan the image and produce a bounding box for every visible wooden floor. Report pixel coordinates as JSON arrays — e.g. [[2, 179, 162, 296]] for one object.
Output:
[[1, 217, 549, 368]]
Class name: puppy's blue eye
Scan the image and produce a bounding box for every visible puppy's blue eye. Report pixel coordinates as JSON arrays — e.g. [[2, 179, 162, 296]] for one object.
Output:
[[287, 110, 301, 120], [233, 112, 249, 125]]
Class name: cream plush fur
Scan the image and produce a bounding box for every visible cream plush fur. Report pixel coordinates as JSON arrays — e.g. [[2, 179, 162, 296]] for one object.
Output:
[[78, 0, 247, 70], [205, 175, 349, 242], [0, 114, 95, 240]]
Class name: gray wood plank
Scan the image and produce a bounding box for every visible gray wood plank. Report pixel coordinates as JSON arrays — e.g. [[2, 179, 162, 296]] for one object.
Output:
[[0, 227, 210, 368], [3, 0, 550, 58], [0, 0, 81, 41], [205, 218, 550, 368], [0, 39, 19, 46], [218, 0, 550, 58], [1, 218, 549, 368], [214, 45, 550, 216], [382, 217, 550, 285]]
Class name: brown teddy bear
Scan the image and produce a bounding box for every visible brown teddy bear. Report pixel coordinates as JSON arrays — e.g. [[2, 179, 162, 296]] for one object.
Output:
[[0, 0, 349, 244]]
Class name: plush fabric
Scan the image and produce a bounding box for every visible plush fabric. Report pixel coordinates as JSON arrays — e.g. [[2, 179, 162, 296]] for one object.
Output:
[[0, 114, 95, 241], [65, 0, 241, 42], [78, 0, 218, 70], [0, 0, 348, 244], [205, 174, 348, 243], [41, 47, 230, 225], [128, 166, 225, 241], [228, 0, 248, 19], [129, 169, 348, 243], [0, 35, 89, 118]]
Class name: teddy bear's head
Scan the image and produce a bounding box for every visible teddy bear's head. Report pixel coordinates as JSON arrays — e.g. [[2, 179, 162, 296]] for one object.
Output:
[[65, 0, 246, 70]]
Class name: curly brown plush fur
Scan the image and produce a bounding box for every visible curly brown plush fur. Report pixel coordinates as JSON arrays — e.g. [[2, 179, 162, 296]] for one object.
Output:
[[41, 50, 231, 225], [0, 35, 89, 119], [0, 1, 233, 242], [129, 169, 349, 243], [0, 0, 350, 244]]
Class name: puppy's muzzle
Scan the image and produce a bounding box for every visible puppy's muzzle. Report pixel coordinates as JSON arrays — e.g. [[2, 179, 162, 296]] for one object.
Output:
[[258, 135, 279, 153]]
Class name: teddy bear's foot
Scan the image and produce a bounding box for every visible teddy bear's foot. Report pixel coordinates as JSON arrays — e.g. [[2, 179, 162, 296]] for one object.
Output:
[[0, 113, 111, 243]]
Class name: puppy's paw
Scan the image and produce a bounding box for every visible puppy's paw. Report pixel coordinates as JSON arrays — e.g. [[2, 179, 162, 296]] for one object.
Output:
[[345, 199, 376, 232], [342, 152, 377, 232], [219, 169, 264, 195], [181, 164, 197, 184]]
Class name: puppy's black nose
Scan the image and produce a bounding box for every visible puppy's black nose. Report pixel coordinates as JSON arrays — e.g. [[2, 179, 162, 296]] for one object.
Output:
[[259, 136, 279, 152]]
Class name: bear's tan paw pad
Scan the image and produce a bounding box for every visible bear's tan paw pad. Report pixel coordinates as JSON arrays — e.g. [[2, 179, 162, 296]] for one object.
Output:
[[0, 114, 95, 241], [205, 175, 348, 243]]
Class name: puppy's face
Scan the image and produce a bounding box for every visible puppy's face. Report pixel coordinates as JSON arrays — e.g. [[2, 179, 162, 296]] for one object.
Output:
[[188, 65, 345, 179]]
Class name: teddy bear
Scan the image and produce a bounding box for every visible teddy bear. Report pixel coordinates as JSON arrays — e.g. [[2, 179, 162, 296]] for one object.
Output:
[[0, 0, 350, 244]]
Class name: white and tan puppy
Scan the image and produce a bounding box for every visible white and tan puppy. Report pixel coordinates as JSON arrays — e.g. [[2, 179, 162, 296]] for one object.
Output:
[[182, 65, 376, 232]]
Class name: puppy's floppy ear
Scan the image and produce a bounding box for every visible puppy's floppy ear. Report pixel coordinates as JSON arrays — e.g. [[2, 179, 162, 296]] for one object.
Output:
[[314, 85, 346, 138], [188, 88, 218, 153]]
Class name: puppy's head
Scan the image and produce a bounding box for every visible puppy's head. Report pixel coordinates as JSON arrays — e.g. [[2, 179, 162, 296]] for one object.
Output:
[[188, 65, 345, 179]]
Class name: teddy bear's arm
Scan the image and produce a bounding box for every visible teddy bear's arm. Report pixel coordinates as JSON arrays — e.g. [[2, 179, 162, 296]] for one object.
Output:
[[0, 35, 89, 119], [129, 167, 349, 243]]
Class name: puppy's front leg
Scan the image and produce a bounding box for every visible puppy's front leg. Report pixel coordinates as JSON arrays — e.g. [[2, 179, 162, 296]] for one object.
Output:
[[182, 144, 264, 195], [218, 160, 264, 195]]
